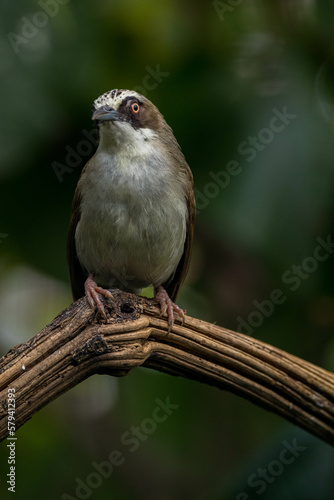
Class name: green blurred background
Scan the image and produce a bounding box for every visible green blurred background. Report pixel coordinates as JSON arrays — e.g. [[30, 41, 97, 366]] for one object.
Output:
[[1, 0, 334, 498]]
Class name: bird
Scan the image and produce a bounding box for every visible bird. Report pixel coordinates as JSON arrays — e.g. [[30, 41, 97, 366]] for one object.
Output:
[[67, 89, 195, 330]]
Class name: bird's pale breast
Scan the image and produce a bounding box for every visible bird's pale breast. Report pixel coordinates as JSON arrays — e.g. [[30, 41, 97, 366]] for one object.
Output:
[[75, 149, 187, 293]]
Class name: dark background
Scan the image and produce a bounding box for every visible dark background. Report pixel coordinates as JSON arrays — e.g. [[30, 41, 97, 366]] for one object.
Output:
[[1, 0, 334, 498]]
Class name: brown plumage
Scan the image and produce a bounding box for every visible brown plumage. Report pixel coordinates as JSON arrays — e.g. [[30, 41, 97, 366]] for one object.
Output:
[[67, 89, 195, 329]]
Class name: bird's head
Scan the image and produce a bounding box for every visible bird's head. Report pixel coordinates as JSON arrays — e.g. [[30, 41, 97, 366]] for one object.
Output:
[[92, 89, 167, 147]]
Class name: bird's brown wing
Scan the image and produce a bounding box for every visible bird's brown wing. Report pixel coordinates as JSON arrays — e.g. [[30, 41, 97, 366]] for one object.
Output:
[[164, 175, 196, 302], [66, 186, 86, 301]]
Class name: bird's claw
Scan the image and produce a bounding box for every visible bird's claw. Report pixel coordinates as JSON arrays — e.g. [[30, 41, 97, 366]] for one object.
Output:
[[154, 285, 185, 332], [84, 274, 113, 318]]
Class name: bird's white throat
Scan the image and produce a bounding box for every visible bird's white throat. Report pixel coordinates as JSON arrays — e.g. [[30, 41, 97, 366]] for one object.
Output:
[[75, 120, 188, 292], [98, 120, 157, 154]]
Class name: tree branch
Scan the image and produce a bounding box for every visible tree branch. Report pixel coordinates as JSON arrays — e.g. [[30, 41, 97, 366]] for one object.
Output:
[[0, 290, 333, 445]]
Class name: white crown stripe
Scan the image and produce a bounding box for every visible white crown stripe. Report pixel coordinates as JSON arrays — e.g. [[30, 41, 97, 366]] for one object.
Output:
[[93, 89, 143, 110]]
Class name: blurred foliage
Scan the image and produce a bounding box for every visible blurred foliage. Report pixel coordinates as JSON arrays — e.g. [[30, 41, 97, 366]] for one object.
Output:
[[1, 0, 334, 498]]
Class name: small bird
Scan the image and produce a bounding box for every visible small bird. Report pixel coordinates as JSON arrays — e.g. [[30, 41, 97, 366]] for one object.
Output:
[[67, 89, 195, 330]]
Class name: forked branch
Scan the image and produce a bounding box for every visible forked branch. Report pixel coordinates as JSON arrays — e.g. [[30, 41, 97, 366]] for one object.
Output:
[[0, 291, 333, 444]]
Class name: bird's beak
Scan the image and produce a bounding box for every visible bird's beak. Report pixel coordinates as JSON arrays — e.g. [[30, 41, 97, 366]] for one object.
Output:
[[92, 107, 122, 122]]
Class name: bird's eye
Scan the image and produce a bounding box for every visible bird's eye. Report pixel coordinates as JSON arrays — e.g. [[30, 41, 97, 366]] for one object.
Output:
[[131, 102, 140, 114]]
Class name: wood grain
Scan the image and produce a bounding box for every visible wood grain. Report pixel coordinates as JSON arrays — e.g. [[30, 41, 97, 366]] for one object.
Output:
[[0, 291, 333, 445]]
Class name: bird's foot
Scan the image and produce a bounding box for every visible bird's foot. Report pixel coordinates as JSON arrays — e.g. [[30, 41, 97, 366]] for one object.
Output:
[[84, 274, 113, 318], [154, 285, 185, 332]]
